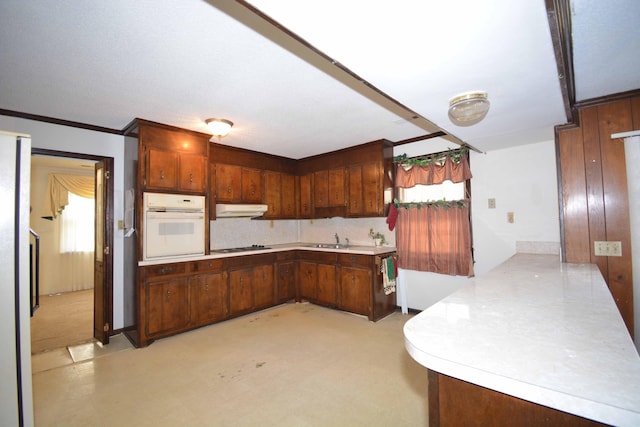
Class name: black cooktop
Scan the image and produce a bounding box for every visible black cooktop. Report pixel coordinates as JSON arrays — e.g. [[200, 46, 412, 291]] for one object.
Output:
[[212, 244, 270, 253]]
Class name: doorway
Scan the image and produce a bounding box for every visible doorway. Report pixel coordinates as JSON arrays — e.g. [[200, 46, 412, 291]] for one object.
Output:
[[29, 149, 114, 354]]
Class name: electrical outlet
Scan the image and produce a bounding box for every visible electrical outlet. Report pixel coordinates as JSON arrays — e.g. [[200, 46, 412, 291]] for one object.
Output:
[[507, 212, 514, 223], [594, 241, 622, 257], [488, 198, 496, 209]]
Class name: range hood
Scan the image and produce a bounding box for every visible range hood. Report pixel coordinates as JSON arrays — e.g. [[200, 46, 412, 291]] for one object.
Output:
[[215, 203, 268, 218]]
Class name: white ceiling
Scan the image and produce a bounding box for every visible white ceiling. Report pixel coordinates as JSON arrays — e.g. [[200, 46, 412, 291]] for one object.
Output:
[[0, 0, 638, 159]]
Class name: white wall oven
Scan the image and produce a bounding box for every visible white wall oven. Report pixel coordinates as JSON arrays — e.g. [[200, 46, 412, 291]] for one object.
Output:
[[143, 192, 205, 260]]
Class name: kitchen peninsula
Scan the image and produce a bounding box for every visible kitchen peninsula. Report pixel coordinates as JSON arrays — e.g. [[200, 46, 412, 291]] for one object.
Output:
[[404, 254, 640, 426]]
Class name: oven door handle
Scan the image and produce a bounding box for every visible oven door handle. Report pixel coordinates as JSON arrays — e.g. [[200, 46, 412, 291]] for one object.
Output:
[[146, 211, 204, 219]]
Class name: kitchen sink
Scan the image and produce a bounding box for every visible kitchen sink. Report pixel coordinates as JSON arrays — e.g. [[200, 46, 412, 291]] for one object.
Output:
[[306, 243, 350, 249]]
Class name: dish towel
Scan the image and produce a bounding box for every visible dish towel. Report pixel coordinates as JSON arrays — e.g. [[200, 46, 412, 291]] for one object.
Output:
[[381, 256, 397, 295]]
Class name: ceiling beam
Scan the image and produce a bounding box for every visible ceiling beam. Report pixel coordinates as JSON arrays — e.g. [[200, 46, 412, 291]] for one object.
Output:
[[207, 0, 480, 152]]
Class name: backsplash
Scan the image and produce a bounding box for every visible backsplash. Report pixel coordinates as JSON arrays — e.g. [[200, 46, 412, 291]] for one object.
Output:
[[299, 217, 395, 247], [209, 216, 395, 249]]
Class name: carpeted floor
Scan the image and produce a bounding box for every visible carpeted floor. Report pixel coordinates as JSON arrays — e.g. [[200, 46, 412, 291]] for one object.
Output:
[[30, 289, 94, 354]]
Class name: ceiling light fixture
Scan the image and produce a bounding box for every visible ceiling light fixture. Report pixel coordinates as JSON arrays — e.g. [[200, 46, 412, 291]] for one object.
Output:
[[448, 91, 490, 127], [206, 118, 234, 138]]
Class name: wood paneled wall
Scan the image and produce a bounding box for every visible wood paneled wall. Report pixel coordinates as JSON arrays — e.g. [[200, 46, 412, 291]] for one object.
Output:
[[557, 96, 638, 337]]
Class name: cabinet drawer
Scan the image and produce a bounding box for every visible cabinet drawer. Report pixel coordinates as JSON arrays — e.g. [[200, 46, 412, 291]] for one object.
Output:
[[192, 259, 225, 273], [338, 254, 371, 268], [141, 262, 187, 278], [300, 251, 337, 264], [276, 251, 296, 261], [226, 253, 276, 269]]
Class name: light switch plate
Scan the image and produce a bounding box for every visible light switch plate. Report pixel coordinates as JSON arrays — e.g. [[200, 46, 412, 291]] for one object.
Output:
[[507, 212, 514, 223], [594, 241, 622, 256], [488, 198, 496, 209]]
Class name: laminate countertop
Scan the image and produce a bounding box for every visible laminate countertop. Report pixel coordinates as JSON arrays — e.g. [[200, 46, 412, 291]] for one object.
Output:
[[404, 253, 640, 426], [139, 243, 397, 266]]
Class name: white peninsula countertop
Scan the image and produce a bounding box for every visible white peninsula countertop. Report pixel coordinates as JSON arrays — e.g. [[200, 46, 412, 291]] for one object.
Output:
[[404, 254, 640, 426]]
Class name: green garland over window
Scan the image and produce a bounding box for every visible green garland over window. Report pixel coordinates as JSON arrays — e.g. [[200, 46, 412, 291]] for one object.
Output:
[[393, 198, 467, 209], [393, 146, 469, 166]]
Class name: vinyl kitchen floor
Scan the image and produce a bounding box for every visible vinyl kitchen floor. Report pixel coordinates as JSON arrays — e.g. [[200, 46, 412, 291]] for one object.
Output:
[[31, 303, 429, 426]]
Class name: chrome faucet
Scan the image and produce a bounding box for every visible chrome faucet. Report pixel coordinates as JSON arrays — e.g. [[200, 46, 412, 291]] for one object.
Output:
[[335, 233, 339, 245]]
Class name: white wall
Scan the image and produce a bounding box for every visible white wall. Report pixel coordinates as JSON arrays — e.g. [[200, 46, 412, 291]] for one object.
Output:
[[393, 139, 561, 310], [0, 116, 127, 329]]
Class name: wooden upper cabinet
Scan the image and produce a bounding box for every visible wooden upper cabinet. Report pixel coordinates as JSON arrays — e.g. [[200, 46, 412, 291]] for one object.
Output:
[[263, 171, 282, 218], [328, 168, 346, 207], [242, 167, 263, 202], [349, 162, 381, 217], [299, 173, 313, 218], [281, 173, 296, 218], [138, 121, 209, 194], [179, 153, 206, 193], [147, 148, 178, 190], [215, 164, 242, 203], [314, 170, 329, 208]]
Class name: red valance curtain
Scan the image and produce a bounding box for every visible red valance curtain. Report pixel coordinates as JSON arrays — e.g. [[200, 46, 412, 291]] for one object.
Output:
[[394, 152, 474, 277], [396, 155, 471, 188]]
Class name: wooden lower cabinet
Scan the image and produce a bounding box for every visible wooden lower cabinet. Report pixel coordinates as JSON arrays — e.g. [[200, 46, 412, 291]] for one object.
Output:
[[229, 268, 254, 315], [129, 250, 396, 347], [428, 370, 606, 426], [338, 266, 370, 316], [190, 271, 228, 327], [146, 276, 190, 337]]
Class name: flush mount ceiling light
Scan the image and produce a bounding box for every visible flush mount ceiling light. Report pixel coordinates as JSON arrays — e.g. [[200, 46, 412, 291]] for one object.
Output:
[[205, 118, 234, 138], [448, 91, 490, 127]]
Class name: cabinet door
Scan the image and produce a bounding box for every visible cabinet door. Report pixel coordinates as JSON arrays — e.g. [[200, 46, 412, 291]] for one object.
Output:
[[263, 171, 281, 218], [299, 261, 317, 300], [146, 277, 189, 337], [299, 173, 313, 218], [281, 174, 296, 218], [339, 266, 371, 316], [314, 170, 329, 208], [179, 153, 206, 193], [147, 148, 178, 190], [242, 168, 263, 202], [253, 264, 275, 309], [317, 263, 337, 306], [215, 164, 242, 202], [191, 272, 228, 326], [277, 261, 296, 303], [229, 269, 253, 315], [348, 165, 363, 216], [328, 168, 346, 207], [361, 162, 381, 215]]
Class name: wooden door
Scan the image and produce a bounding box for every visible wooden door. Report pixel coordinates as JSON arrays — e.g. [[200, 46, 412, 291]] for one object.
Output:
[[314, 170, 329, 208], [299, 261, 317, 300], [362, 162, 381, 215], [215, 164, 242, 202], [299, 174, 313, 217], [317, 263, 337, 306], [253, 265, 275, 309], [94, 159, 113, 345], [146, 277, 190, 336], [281, 174, 296, 218], [328, 168, 346, 207], [229, 269, 253, 314], [242, 168, 263, 202], [339, 266, 370, 316], [146, 148, 177, 190], [179, 153, 206, 193], [191, 272, 228, 326], [348, 165, 363, 216], [264, 171, 281, 218], [277, 261, 296, 303]]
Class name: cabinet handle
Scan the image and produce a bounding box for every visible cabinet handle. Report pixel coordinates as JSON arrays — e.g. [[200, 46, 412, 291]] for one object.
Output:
[[189, 173, 193, 183], [166, 289, 171, 301], [227, 186, 232, 194], [160, 170, 165, 180], [205, 284, 209, 291]]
